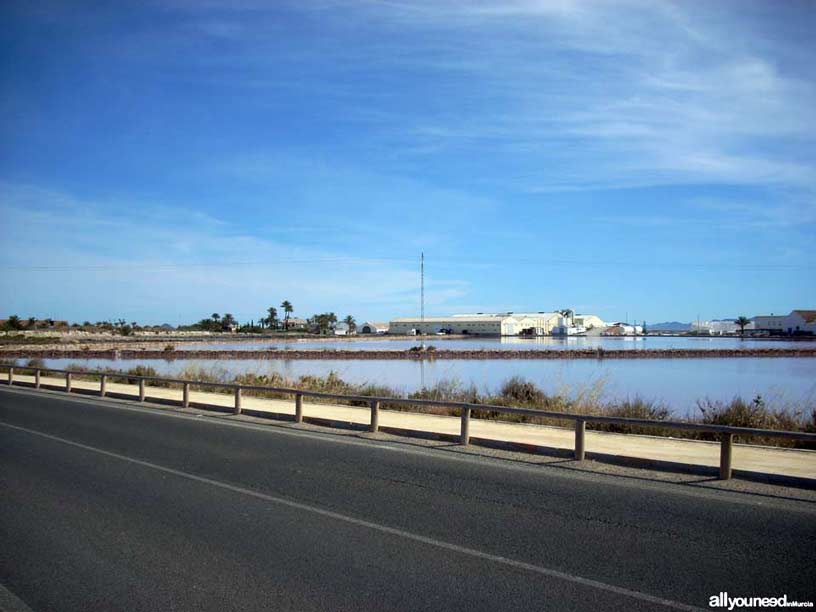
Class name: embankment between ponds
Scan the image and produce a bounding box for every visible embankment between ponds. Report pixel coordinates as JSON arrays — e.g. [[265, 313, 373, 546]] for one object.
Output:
[[4, 347, 816, 360]]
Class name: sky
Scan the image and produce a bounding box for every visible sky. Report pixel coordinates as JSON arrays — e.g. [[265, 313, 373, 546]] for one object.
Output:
[[1, 0, 814, 325]]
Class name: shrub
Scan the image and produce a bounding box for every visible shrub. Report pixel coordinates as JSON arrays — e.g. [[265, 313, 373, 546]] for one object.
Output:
[[698, 395, 770, 430], [593, 396, 672, 435], [697, 395, 812, 447], [296, 371, 353, 395], [120, 365, 161, 385], [499, 376, 545, 405]]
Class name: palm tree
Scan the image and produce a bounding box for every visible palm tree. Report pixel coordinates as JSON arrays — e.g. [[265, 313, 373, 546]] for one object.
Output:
[[267, 306, 278, 330], [736, 316, 751, 337], [6, 315, 22, 330], [343, 315, 356, 334], [222, 313, 236, 330], [281, 301, 293, 331], [211, 313, 220, 323]]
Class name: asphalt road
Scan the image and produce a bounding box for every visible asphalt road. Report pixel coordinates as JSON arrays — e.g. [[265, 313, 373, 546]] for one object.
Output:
[[1, 386, 814, 612]]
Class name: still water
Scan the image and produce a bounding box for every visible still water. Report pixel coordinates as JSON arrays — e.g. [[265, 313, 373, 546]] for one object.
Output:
[[175, 336, 811, 351], [26, 355, 816, 417]]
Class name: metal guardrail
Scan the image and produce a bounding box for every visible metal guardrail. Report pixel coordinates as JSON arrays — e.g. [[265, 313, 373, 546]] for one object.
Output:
[[3, 365, 815, 480]]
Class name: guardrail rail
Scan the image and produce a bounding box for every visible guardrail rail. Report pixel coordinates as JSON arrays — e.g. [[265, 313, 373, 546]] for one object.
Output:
[[3, 364, 815, 480]]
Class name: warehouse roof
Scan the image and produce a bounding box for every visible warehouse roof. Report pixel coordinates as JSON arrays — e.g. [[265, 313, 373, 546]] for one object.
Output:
[[792, 310, 816, 323], [391, 315, 513, 323]]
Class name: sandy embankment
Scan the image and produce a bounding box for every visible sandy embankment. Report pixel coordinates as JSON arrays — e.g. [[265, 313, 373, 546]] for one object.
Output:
[[3, 347, 816, 360]]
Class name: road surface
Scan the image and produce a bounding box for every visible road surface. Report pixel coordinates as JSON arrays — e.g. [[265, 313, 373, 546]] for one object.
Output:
[[1, 386, 814, 611]]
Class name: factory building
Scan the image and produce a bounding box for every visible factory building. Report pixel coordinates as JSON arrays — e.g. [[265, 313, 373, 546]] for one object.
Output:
[[752, 310, 816, 335], [602, 323, 644, 336], [452, 312, 563, 335], [359, 321, 389, 334], [751, 314, 786, 332], [388, 315, 541, 336], [573, 314, 606, 330], [690, 320, 745, 335], [389, 311, 579, 336], [389, 315, 523, 336]]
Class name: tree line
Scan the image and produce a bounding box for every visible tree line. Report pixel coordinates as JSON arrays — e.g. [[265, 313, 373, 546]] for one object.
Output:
[[182, 301, 358, 335]]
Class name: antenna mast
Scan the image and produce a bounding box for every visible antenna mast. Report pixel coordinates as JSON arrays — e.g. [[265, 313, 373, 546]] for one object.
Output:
[[420, 252, 425, 349]]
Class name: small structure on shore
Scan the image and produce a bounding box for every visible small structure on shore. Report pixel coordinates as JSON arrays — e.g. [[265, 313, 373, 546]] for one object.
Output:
[[359, 322, 389, 335], [552, 309, 587, 336], [333, 322, 352, 336], [603, 323, 644, 336]]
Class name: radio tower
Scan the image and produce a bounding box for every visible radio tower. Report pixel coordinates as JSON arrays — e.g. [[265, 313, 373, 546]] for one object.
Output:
[[420, 252, 425, 350]]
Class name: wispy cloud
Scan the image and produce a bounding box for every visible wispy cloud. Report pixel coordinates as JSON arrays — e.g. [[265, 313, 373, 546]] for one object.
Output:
[[282, 0, 816, 192], [2, 0, 814, 321], [0, 183, 469, 322], [84, 0, 815, 194]]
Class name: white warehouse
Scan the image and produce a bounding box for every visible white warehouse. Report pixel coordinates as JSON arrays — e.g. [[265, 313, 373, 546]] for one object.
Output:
[[389, 312, 565, 336], [752, 310, 816, 335], [359, 321, 389, 334], [389, 315, 521, 336]]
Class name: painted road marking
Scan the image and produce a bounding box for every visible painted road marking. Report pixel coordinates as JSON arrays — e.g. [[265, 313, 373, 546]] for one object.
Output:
[[1, 420, 704, 611]]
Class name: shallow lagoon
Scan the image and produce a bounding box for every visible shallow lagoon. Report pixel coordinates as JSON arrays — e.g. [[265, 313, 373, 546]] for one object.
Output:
[[29, 355, 816, 417], [174, 335, 811, 352]]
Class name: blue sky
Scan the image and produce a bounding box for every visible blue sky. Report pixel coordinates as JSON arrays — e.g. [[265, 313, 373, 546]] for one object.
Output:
[[1, 0, 814, 325]]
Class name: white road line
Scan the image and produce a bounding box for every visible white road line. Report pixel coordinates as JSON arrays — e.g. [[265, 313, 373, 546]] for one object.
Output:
[[0, 583, 35, 612], [0, 420, 704, 611]]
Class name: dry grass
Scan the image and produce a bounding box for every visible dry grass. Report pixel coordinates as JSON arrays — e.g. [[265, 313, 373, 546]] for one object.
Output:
[[2, 362, 813, 448]]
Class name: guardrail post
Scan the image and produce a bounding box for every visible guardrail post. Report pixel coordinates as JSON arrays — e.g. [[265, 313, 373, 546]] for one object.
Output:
[[719, 433, 734, 480], [138, 379, 146, 402], [100, 374, 106, 397], [234, 387, 242, 414], [183, 383, 190, 407], [460, 407, 471, 445], [295, 393, 303, 423], [370, 400, 380, 433], [65, 372, 72, 393], [35, 369, 41, 389], [8, 367, 13, 386], [575, 419, 586, 461]]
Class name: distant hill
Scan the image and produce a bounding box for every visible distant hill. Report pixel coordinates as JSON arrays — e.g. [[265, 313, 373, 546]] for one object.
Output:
[[648, 321, 691, 331]]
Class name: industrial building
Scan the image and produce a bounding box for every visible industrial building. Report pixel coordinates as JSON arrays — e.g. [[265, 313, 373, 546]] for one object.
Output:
[[359, 321, 389, 334], [602, 323, 644, 336], [389, 315, 525, 336], [454, 312, 563, 335], [752, 310, 816, 335], [574, 314, 606, 330], [388, 311, 601, 336], [690, 320, 745, 335], [551, 310, 608, 336]]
